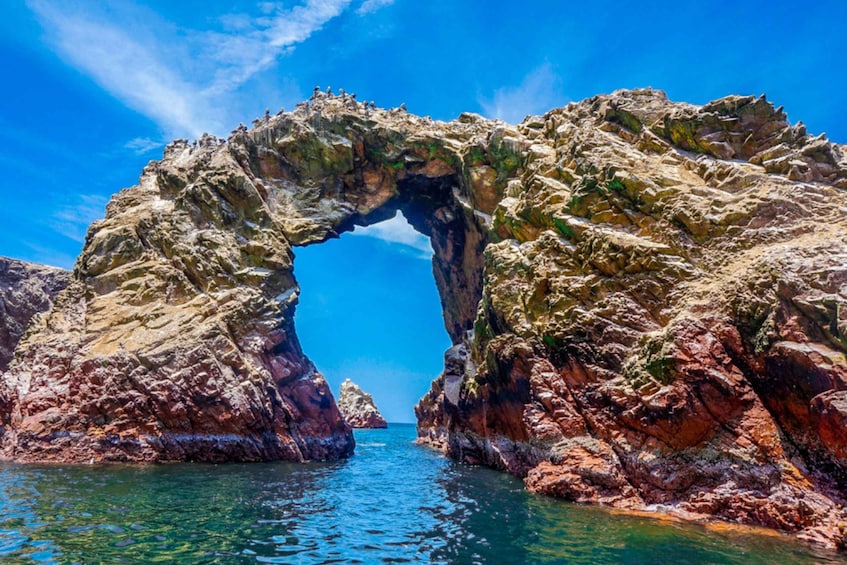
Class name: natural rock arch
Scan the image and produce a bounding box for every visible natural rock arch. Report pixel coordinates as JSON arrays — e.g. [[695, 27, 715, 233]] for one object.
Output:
[[0, 95, 499, 462], [3, 89, 847, 546]]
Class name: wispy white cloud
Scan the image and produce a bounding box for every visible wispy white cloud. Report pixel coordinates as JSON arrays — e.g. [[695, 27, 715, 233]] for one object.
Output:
[[350, 211, 432, 259], [49, 194, 108, 244], [199, 0, 353, 98], [25, 0, 374, 138], [479, 63, 568, 124], [357, 0, 394, 15], [124, 137, 164, 155], [28, 0, 214, 137]]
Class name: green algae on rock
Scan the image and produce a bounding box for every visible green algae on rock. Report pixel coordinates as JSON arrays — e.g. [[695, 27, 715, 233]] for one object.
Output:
[[2, 88, 847, 548]]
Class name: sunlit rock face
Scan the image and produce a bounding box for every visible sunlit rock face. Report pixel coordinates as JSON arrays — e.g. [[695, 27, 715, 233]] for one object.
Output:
[[2, 89, 847, 546], [337, 379, 387, 429], [417, 90, 847, 547], [0, 93, 490, 464]]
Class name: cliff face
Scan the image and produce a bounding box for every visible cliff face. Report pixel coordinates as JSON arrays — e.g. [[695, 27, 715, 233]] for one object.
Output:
[[418, 90, 847, 547], [0, 258, 70, 372], [337, 379, 387, 428], [2, 89, 847, 545]]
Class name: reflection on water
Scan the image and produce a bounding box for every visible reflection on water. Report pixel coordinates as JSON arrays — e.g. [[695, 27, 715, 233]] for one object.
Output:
[[0, 424, 840, 563]]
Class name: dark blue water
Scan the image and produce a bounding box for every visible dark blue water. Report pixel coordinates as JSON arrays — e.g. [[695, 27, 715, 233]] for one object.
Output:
[[0, 424, 840, 563]]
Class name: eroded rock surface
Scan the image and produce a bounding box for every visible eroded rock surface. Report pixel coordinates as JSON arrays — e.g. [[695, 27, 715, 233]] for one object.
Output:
[[0, 92, 487, 464], [2, 88, 847, 547], [0, 258, 69, 372], [337, 379, 387, 428], [417, 90, 847, 548]]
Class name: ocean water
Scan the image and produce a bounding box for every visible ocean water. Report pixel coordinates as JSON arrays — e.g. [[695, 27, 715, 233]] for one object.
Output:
[[0, 424, 840, 564]]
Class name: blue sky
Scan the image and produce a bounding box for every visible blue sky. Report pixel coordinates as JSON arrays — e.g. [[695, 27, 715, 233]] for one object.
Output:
[[1, 1, 846, 421]]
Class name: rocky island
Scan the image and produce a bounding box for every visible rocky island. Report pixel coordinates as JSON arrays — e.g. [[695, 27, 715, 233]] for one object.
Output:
[[1, 88, 846, 547], [337, 379, 387, 428]]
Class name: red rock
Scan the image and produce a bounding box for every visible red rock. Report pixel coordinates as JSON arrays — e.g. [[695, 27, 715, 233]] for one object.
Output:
[[812, 390, 847, 463], [2, 89, 847, 550]]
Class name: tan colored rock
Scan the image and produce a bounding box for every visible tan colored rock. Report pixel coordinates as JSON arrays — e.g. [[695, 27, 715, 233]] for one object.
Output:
[[337, 379, 387, 428], [3, 89, 847, 548], [0, 96, 489, 464], [420, 89, 847, 549]]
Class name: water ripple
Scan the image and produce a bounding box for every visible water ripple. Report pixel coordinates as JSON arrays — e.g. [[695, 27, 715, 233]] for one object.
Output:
[[0, 424, 841, 563]]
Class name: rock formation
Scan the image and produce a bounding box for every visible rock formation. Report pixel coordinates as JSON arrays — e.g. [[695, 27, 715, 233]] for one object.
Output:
[[416, 90, 847, 548], [2, 88, 847, 546], [0, 257, 70, 372], [337, 379, 387, 428]]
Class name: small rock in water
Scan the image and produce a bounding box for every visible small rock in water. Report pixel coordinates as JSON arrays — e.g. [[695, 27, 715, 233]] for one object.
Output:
[[337, 379, 387, 428]]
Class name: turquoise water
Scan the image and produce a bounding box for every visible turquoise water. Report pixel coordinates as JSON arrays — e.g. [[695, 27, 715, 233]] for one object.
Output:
[[0, 424, 841, 564]]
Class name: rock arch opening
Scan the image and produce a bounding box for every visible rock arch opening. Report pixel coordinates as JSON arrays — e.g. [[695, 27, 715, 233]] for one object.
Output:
[[317, 170, 487, 348], [292, 210, 450, 424]]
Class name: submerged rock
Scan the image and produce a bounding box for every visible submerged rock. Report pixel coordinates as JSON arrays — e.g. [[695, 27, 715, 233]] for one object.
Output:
[[337, 379, 387, 428], [2, 88, 847, 547]]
